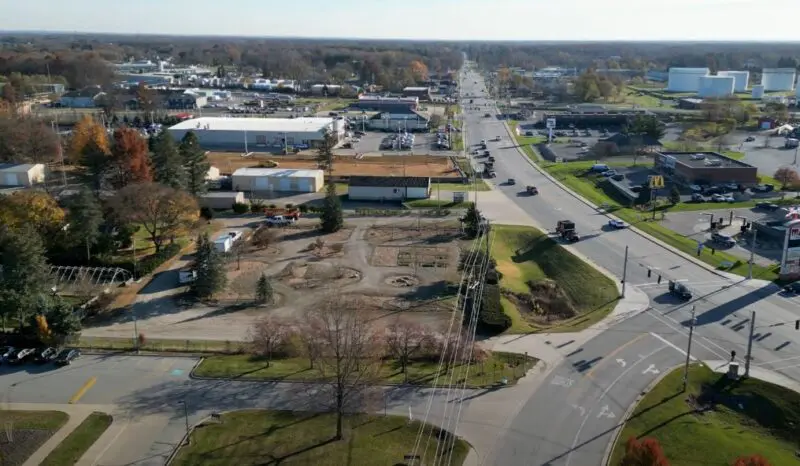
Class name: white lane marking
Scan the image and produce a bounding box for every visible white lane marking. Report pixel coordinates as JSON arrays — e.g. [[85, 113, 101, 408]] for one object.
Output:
[[642, 364, 660, 375], [616, 359, 627, 367], [645, 310, 729, 359], [571, 404, 586, 417], [565, 345, 667, 466], [755, 355, 800, 367], [551, 375, 575, 388], [597, 405, 616, 419], [649, 332, 697, 361]]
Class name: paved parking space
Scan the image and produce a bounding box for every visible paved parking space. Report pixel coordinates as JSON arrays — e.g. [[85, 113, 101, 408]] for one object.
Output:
[[346, 130, 444, 155]]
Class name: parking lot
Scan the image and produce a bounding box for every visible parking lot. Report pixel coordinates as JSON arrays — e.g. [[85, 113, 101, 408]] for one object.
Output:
[[344, 130, 445, 155]]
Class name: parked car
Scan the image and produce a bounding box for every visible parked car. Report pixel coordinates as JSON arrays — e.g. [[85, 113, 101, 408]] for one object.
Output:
[[7, 348, 35, 364], [507, 178, 516, 185], [755, 202, 780, 211], [723, 194, 736, 203], [752, 184, 775, 193], [691, 193, 707, 202], [608, 219, 626, 229], [525, 131, 534, 136], [689, 184, 703, 193], [0, 346, 15, 362], [265, 215, 295, 227], [783, 282, 800, 294], [745, 136, 755, 142], [711, 194, 726, 202], [33, 347, 59, 364], [602, 170, 617, 177], [54, 348, 81, 366]]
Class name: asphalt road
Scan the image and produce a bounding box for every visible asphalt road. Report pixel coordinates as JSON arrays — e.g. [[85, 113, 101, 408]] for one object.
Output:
[[459, 63, 800, 466]]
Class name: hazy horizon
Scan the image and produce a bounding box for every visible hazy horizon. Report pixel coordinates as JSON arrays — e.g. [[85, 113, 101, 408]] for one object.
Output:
[[3, 0, 799, 42]]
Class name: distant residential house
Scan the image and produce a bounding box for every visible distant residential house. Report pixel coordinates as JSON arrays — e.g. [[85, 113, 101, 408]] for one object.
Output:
[[58, 86, 105, 108], [310, 84, 342, 96], [0, 163, 46, 187]]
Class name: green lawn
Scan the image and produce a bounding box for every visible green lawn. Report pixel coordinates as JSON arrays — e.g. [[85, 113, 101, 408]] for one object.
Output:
[[537, 161, 781, 281], [194, 351, 536, 388], [172, 410, 469, 466], [490, 225, 619, 333], [610, 364, 800, 466], [404, 199, 473, 209], [0, 411, 68, 466], [433, 180, 491, 192], [41, 412, 112, 466], [0, 410, 68, 430], [620, 87, 664, 107]]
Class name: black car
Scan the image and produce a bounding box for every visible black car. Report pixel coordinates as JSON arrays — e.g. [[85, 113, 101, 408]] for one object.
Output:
[[7, 348, 36, 365], [34, 347, 59, 364], [755, 203, 780, 211], [0, 346, 15, 362], [784, 282, 800, 294], [54, 348, 81, 366]]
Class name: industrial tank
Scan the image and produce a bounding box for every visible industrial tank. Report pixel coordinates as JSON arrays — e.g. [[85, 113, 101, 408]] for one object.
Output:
[[717, 71, 749, 92], [752, 85, 765, 99], [698, 76, 735, 98], [761, 68, 796, 91], [667, 67, 710, 92]]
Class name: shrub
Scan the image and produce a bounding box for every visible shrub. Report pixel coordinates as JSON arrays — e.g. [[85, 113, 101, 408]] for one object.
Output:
[[199, 206, 215, 220], [477, 284, 511, 334], [136, 243, 182, 278], [268, 204, 277, 209], [298, 204, 309, 213], [285, 203, 294, 209], [232, 202, 249, 214], [250, 201, 265, 213]]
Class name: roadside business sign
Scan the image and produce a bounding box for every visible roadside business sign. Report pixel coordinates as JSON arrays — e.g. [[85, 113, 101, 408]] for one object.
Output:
[[546, 118, 556, 129], [648, 175, 665, 189]]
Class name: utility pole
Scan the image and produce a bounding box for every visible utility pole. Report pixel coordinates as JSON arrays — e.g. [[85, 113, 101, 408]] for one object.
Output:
[[621, 246, 629, 298], [745, 310, 756, 377], [682, 305, 697, 392], [748, 227, 757, 279]]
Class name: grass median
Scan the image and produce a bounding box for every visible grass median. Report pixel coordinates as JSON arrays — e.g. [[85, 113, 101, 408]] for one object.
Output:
[[41, 412, 112, 466], [610, 364, 800, 466], [172, 410, 469, 466], [194, 351, 536, 388], [537, 161, 781, 281], [490, 225, 619, 333], [0, 410, 68, 465]]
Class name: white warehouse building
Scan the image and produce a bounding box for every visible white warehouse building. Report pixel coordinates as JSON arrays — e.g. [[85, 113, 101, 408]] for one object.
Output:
[[168, 117, 344, 152], [761, 68, 796, 91], [347, 176, 430, 201], [752, 85, 765, 99], [717, 71, 750, 92], [667, 67, 710, 92], [698, 76, 735, 98], [232, 168, 324, 193]]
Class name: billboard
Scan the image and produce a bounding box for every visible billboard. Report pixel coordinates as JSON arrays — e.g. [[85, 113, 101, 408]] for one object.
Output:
[[663, 155, 677, 169], [546, 118, 556, 129], [790, 225, 800, 241]]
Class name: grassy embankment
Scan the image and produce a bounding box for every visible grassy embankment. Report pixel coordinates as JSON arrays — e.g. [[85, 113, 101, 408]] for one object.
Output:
[[610, 364, 800, 466]]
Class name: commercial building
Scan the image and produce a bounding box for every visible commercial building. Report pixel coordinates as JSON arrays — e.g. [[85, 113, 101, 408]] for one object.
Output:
[[667, 68, 710, 92], [697, 76, 735, 98], [0, 163, 46, 187], [166, 91, 208, 109], [354, 95, 419, 112], [761, 68, 796, 92], [653, 151, 758, 185], [57, 86, 105, 108], [752, 85, 765, 99], [167, 117, 343, 152], [402, 87, 432, 101], [717, 71, 750, 92], [366, 112, 429, 132], [310, 84, 343, 96], [231, 168, 324, 193], [347, 176, 430, 201]]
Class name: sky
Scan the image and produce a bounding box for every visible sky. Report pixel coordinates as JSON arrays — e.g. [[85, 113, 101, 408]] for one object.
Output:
[[3, 0, 800, 41]]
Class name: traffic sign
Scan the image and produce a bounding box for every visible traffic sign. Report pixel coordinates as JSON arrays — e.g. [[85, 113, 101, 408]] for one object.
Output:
[[546, 118, 556, 129]]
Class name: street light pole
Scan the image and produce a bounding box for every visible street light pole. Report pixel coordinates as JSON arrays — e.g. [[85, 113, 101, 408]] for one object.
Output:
[[179, 400, 190, 445], [682, 305, 697, 392], [621, 246, 629, 298]]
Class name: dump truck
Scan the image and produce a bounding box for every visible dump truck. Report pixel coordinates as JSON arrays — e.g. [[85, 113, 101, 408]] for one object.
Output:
[[556, 219, 579, 242]]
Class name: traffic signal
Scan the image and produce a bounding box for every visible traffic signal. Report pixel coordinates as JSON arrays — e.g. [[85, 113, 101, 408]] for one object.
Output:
[[647, 269, 652, 278]]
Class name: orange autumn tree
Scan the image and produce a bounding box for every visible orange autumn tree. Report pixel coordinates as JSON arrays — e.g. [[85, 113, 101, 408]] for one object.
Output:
[[35, 315, 52, 345], [108, 127, 152, 189], [621, 437, 669, 466], [409, 60, 429, 82], [67, 115, 109, 164], [733, 455, 771, 466]]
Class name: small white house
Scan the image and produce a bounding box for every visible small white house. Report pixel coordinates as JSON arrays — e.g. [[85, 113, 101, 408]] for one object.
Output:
[[0, 163, 46, 187], [198, 191, 245, 210], [347, 176, 430, 201]]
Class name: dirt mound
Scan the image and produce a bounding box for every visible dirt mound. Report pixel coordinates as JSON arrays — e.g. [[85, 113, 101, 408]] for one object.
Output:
[[505, 279, 577, 322], [278, 261, 361, 289]]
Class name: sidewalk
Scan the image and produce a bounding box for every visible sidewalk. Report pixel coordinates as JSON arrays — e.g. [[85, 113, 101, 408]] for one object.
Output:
[[703, 360, 800, 393], [14, 403, 114, 466]]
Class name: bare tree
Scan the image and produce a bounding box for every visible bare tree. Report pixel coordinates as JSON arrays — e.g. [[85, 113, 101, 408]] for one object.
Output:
[[251, 227, 277, 250], [301, 294, 384, 440], [248, 315, 290, 367], [385, 319, 431, 381], [294, 319, 321, 370]]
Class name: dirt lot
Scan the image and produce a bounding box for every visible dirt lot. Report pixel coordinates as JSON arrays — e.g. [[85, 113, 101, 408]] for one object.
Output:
[[206, 152, 461, 178], [83, 218, 469, 341]]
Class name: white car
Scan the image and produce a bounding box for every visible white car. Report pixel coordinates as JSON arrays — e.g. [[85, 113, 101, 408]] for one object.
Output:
[[689, 185, 703, 192], [711, 194, 725, 202], [723, 194, 736, 203], [265, 215, 295, 227], [602, 170, 617, 177], [608, 219, 626, 229], [494, 136, 501, 141]]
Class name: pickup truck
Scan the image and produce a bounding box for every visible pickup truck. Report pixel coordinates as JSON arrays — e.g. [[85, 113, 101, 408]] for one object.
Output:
[[265, 215, 296, 227]]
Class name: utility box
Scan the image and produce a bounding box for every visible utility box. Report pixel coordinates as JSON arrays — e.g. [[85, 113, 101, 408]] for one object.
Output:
[[728, 362, 740, 379]]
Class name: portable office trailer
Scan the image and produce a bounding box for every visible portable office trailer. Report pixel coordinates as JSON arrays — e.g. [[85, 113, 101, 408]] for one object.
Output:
[[232, 168, 324, 193]]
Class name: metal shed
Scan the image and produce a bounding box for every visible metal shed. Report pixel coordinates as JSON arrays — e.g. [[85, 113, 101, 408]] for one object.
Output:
[[0, 163, 46, 187], [198, 191, 246, 210], [232, 168, 324, 193], [347, 176, 431, 201]]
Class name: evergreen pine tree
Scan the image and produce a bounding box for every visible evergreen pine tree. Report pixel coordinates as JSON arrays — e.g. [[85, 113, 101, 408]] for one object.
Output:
[[67, 188, 104, 261], [151, 130, 187, 190], [255, 273, 273, 304], [462, 203, 482, 238], [191, 233, 227, 298], [179, 131, 211, 196], [669, 185, 681, 205], [0, 226, 51, 328], [319, 182, 343, 233]]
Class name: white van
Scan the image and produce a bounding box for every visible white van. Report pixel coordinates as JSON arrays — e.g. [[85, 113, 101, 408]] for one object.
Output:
[[590, 164, 610, 172]]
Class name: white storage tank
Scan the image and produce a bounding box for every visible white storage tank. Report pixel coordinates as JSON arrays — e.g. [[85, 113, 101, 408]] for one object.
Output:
[[752, 85, 765, 99], [667, 67, 710, 92], [761, 68, 796, 91], [698, 76, 735, 98], [717, 71, 749, 92]]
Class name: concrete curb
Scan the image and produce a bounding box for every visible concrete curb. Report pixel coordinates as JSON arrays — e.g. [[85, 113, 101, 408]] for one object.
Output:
[[500, 120, 730, 280], [600, 363, 688, 466]]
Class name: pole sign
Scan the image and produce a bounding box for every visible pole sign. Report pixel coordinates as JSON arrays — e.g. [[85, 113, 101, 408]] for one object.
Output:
[[648, 175, 665, 189], [546, 118, 556, 129]]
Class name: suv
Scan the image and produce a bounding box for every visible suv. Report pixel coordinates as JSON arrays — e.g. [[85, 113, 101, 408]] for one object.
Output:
[[711, 232, 736, 247]]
